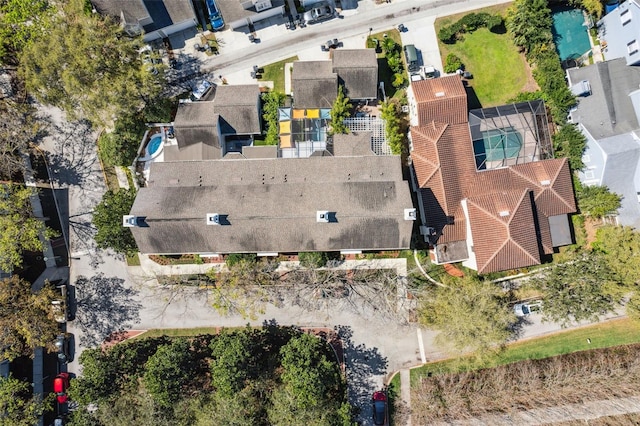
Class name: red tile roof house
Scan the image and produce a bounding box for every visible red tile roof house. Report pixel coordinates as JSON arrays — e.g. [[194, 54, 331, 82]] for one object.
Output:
[[407, 75, 577, 274]]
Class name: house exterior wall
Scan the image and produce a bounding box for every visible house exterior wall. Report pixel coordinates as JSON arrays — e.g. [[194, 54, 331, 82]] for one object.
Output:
[[598, 0, 640, 65], [406, 85, 419, 127], [577, 125, 607, 186], [228, 5, 284, 29], [143, 18, 197, 42]]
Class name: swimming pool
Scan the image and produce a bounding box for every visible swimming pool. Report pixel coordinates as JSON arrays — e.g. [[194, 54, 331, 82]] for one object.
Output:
[[552, 7, 591, 62], [146, 134, 163, 159]]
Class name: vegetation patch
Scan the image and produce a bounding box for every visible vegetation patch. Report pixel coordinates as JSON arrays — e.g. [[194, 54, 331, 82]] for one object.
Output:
[[68, 327, 352, 425], [260, 56, 298, 93], [411, 341, 640, 423], [410, 318, 640, 382], [438, 27, 532, 107]]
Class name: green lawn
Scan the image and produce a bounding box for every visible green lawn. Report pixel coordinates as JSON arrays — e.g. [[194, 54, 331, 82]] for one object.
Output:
[[439, 28, 530, 107], [409, 318, 640, 385], [435, 3, 534, 108], [259, 56, 298, 93]]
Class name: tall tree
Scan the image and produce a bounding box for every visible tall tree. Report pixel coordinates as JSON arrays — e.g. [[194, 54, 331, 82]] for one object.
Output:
[[418, 276, 515, 355], [506, 0, 553, 54], [0, 374, 51, 426], [0, 276, 60, 361], [531, 253, 618, 327], [279, 333, 343, 408], [592, 226, 640, 287], [143, 339, 193, 408], [552, 123, 587, 171], [209, 330, 256, 397], [262, 91, 286, 145], [0, 99, 44, 181], [329, 86, 352, 135], [19, 0, 163, 127], [0, 184, 56, 272], [576, 184, 621, 219], [0, 0, 53, 64], [92, 188, 138, 255]]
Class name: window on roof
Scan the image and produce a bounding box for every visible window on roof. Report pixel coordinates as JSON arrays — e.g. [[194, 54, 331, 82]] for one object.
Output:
[[621, 9, 631, 25], [583, 154, 591, 163], [584, 170, 595, 180], [628, 40, 639, 55]]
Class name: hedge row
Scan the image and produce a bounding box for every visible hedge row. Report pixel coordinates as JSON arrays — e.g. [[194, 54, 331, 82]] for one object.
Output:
[[438, 12, 504, 44]]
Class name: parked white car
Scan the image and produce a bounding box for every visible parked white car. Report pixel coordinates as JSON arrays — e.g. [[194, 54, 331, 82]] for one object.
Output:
[[514, 301, 543, 317]]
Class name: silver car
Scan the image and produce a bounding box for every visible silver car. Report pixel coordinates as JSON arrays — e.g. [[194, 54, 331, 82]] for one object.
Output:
[[303, 3, 335, 24]]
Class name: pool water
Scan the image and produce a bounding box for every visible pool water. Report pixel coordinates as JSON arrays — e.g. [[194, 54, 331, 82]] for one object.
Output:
[[148, 134, 163, 156], [552, 7, 591, 62]]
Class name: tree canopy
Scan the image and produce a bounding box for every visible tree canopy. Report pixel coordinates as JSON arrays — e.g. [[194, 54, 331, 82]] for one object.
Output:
[[592, 225, 640, 287], [329, 86, 352, 135], [66, 328, 352, 425], [576, 184, 622, 219], [0, 276, 61, 361], [506, 0, 553, 55], [19, 0, 163, 127], [92, 188, 138, 255], [0, 374, 50, 426], [530, 253, 619, 327], [0, 99, 44, 181], [418, 276, 516, 355], [0, 184, 56, 272], [0, 0, 53, 64]]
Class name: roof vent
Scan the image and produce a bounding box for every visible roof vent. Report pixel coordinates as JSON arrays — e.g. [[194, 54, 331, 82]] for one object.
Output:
[[499, 211, 510, 217], [435, 91, 445, 97], [404, 208, 417, 220], [206, 213, 221, 225], [317, 211, 330, 223], [540, 179, 551, 186]]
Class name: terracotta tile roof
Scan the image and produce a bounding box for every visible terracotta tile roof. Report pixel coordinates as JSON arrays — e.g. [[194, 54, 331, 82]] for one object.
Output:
[[410, 77, 577, 273], [466, 190, 541, 274], [411, 75, 468, 125]]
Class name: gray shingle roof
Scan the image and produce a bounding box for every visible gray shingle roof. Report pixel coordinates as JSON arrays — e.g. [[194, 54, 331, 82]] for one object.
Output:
[[92, 0, 195, 33], [567, 58, 640, 139], [292, 61, 337, 109], [598, 132, 640, 228], [332, 49, 378, 100], [173, 102, 220, 151], [219, 0, 285, 27], [131, 156, 414, 254], [333, 132, 374, 157]]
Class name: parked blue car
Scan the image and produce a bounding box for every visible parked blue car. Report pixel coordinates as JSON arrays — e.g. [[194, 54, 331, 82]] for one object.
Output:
[[206, 0, 224, 30]]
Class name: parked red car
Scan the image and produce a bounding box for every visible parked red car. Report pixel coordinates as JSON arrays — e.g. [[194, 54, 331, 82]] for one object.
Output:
[[53, 373, 70, 404]]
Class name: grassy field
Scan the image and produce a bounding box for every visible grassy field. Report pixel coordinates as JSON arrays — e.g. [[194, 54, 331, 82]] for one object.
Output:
[[408, 317, 640, 385], [260, 55, 298, 93], [132, 327, 229, 339], [435, 4, 534, 107]]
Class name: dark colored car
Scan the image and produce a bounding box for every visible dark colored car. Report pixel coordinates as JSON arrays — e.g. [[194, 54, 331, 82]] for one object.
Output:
[[53, 373, 70, 404], [372, 390, 389, 425], [55, 333, 72, 364]]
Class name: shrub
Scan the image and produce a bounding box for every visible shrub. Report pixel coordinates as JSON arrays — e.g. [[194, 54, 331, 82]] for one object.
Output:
[[486, 14, 503, 32], [438, 25, 458, 44], [444, 53, 464, 73], [97, 112, 146, 166], [225, 253, 257, 267], [298, 252, 328, 268]]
